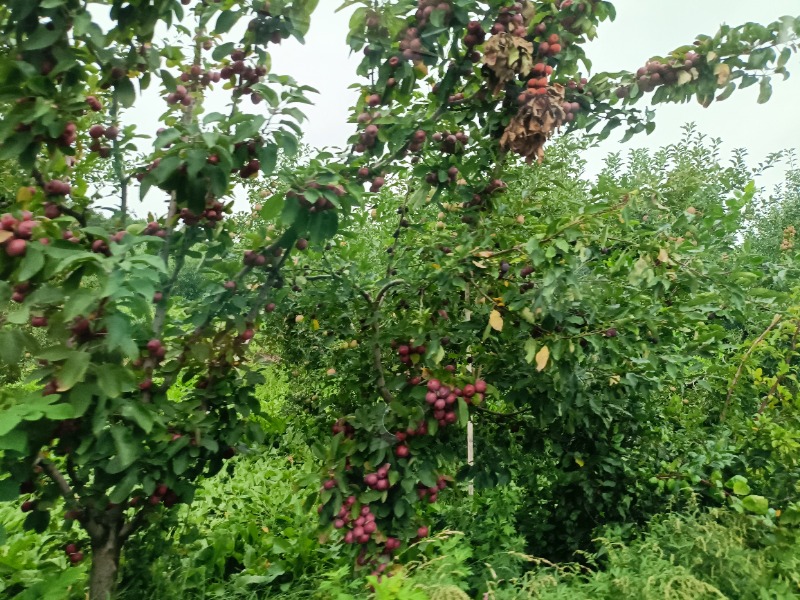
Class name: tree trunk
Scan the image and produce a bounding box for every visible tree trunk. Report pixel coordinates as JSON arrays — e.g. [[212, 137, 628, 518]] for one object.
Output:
[[89, 528, 121, 600]]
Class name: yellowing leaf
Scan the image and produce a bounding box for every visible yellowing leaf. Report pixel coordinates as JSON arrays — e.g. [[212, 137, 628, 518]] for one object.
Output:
[[489, 310, 504, 332], [657, 248, 670, 264], [535, 345, 550, 372], [492, 297, 505, 306], [413, 60, 428, 77], [17, 186, 33, 204], [431, 263, 441, 269], [575, 456, 585, 467], [0, 230, 13, 244], [714, 63, 731, 85], [312, 319, 320, 330], [521, 307, 536, 324], [677, 70, 693, 86], [609, 374, 621, 386]]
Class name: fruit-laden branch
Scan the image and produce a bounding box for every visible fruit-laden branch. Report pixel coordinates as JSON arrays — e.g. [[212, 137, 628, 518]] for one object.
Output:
[[246, 248, 291, 322], [370, 287, 401, 404], [154, 244, 287, 397], [607, 16, 798, 109], [30, 169, 87, 226]]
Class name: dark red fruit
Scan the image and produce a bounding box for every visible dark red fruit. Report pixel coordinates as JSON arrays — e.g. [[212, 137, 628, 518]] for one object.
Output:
[[30, 315, 48, 327], [5, 238, 27, 257]]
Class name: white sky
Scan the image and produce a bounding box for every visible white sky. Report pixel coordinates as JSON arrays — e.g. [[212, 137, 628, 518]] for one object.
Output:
[[120, 0, 800, 215]]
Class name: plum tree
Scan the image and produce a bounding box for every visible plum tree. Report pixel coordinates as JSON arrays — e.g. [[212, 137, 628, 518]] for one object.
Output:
[[0, 0, 797, 597]]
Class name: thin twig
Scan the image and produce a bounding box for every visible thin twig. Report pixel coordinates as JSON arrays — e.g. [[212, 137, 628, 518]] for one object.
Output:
[[110, 91, 129, 224], [721, 313, 782, 422], [473, 405, 532, 420], [757, 318, 800, 415]]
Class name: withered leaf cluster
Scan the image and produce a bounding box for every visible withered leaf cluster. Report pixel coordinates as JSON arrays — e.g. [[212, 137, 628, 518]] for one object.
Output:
[[500, 84, 567, 163], [482, 33, 534, 95]]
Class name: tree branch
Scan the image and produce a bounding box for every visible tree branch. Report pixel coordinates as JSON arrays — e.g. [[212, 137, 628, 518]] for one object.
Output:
[[120, 509, 147, 541], [721, 313, 782, 421], [473, 405, 531, 420], [757, 318, 800, 415], [39, 458, 76, 502], [376, 279, 405, 305], [109, 91, 129, 224]]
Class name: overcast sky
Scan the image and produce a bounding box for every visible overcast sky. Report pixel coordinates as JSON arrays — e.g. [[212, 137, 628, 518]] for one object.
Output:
[[121, 1, 800, 215]]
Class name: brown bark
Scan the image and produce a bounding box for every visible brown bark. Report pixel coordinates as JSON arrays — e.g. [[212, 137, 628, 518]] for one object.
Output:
[[89, 525, 122, 600]]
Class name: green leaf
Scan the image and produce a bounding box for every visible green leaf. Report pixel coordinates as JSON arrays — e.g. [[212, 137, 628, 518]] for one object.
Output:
[[0, 330, 27, 364], [742, 494, 769, 515], [58, 352, 91, 391], [24, 26, 62, 50], [109, 470, 139, 504], [24, 510, 50, 534], [259, 144, 278, 174], [109, 425, 140, 471], [757, 78, 772, 104], [0, 478, 19, 501], [215, 10, 240, 34], [716, 82, 736, 102], [173, 452, 189, 475], [116, 78, 137, 108], [726, 475, 750, 496], [16, 244, 45, 281], [212, 42, 235, 61], [0, 429, 28, 453], [43, 403, 74, 420], [121, 403, 154, 434], [105, 313, 138, 357], [457, 398, 469, 427], [524, 338, 537, 364]]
